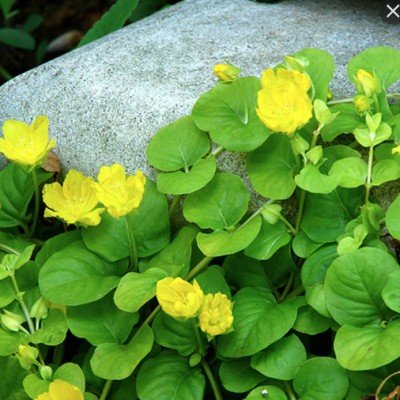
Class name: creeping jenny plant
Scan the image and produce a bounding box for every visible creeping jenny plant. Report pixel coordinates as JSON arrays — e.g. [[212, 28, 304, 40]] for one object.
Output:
[[1, 46, 400, 399]]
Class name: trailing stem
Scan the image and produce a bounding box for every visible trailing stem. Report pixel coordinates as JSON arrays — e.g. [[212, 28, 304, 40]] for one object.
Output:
[[201, 359, 223, 400], [30, 168, 40, 237], [365, 145, 374, 204]]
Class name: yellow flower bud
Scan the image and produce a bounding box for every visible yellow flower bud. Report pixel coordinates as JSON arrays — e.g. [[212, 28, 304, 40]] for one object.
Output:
[[0, 115, 56, 169], [353, 94, 372, 113], [17, 344, 39, 369], [199, 293, 233, 337], [392, 144, 400, 155], [356, 69, 381, 97], [213, 63, 241, 82], [43, 170, 104, 226], [35, 379, 83, 400], [93, 164, 146, 218], [257, 68, 313, 135], [156, 277, 204, 318]]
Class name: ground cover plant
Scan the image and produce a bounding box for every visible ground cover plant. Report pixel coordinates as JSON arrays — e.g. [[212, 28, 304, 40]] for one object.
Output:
[[1, 46, 400, 399]]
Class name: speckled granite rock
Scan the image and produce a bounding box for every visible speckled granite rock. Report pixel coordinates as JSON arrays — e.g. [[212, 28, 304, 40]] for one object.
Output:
[[0, 0, 399, 206]]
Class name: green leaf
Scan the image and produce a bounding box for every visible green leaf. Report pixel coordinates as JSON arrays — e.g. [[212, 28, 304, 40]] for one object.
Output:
[[301, 245, 337, 317], [293, 357, 349, 400], [192, 77, 270, 152], [301, 187, 363, 243], [136, 352, 205, 400], [292, 230, 323, 258], [334, 321, 400, 370], [113, 268, 167, 313], [152, 313, 197, 356], [219, 358, 265, 393], [91, 324, 154, 380], [382, 270, 400, 313], [53, 363, 86, 393], [143, 225, 198, 277], [23, 374, 49, 399], [329, 157, 368, 188], [293, 306, 333, 335], [321, 103, 363, 142], [345, 370, 394, 400], [217, 288, 298, 358], [156, 156, 216, 195], [0, 327, 26, 355], [67, 293, 139, 345], [30, 308, 68, 346], [147, 116, 210, 172], [196, 216, 262, 257], [386, 193, 400, 240], [223, 254, 272, 291], [0, 28, 35, 50], [372, 159, 400, 186], [244, 386, 287, 400], [78, 0, 139, 47], [39, 241, 121, 306], [347, 46, 400, 89], [83, 180, 170, 261], [195, 266, 231, 298], [295, 164, 338, 194], [324, 247, 398, 326], [183, 173, 250, 230], [0, 356, 29, 400], [23, 13, 43, 33], [247, 134, 297, 200], [251, 334, 306, 380], [292, 48, 335, 100], [245, 220, 291, 260]]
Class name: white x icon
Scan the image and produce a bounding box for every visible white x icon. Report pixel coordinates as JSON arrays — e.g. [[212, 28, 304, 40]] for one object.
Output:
[[387, 4, 400, 18]]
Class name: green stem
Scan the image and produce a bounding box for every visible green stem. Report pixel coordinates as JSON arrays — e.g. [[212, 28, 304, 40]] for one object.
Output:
[[30, 168, 40, 237], [279, 271, 295, 302], [239, 201, 273, 230], [284, 285, 305, 300], [201, 359, 223, 400], [284, 381, 297, 400], [279, 216, 296, 235], [169, 195, 181, 217], [0, 64, 12, 81], [365, 145, 374, 204], [294, 189, 306, 235], [211, 146, 224, 157], [375, 370, 400, 399], [99, 380, 113, 400], [373, 94, 380, 113], [193, 320, 206, 356], [328, 98, 353, 105], [185, 256, 213, 281], [53, 342, 65, 367], [10, 274, 35, 334], [0, 243, 20, 255], [143, 305, 160, 326], [124, 216, 138, 271]]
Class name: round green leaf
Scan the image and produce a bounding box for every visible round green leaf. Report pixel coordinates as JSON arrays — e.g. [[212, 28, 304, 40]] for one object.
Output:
[[91, 324, 154, 380], [329, 157, 368, 188], [53, 363, 85, 393], [192, 77, 269, 152], [292, 231, 323, 258], [23, 374, 49, 399], [152, 313, 197, 356], [114, 268, 167, 313], [156, 156, 216, 195], [0, 328, 26, 356], [219, 359, 265, 393], [293, 357, 349, 400], [67, 293, 139, 346], [295, 164, 338, 194], [217, 288, 298, 358], [0, 28, 35, 50], [372, 159, 400, 186], [195, 266, 231, 298], [334, 321, 400, 370], [245, 220, 291, 260], [325, 248, 398, 326], [136, 352, 205, 400], [244, 386, 287, 400], [382, 270, 400, 313], [30, 308, 68, 346], [183, 173, 250, 230], [386, 193, 400, 240], [83, 180, 170, 261], [39, 241, 121, 306], [251, 334, 306, 380], [247, 134, 297, 200], [196, 216, 262, 257], [146, 115, 210, 171], [293, 306, 333, 335]]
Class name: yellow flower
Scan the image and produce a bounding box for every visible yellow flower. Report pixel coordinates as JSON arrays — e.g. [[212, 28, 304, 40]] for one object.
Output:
[[199, 293, 233, 337], [257, 68, 313, 134], [353, 94, 372, 113], [213, 63, 241, 81], [0, 115, 56, 169], [43, 170, 104, 226], [392, 144, 400, 155], [156, 277, 204, 318], [36, 380, 83, 400], [356, 69, 381, 97], [93, 164, 146, 218]]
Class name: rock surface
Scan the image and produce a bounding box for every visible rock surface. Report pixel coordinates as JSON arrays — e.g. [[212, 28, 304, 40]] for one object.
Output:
[[0, 0, 398, 189]]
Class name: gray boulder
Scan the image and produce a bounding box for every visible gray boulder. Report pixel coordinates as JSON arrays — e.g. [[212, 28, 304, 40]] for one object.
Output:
[[0, 0, 398, 192]]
